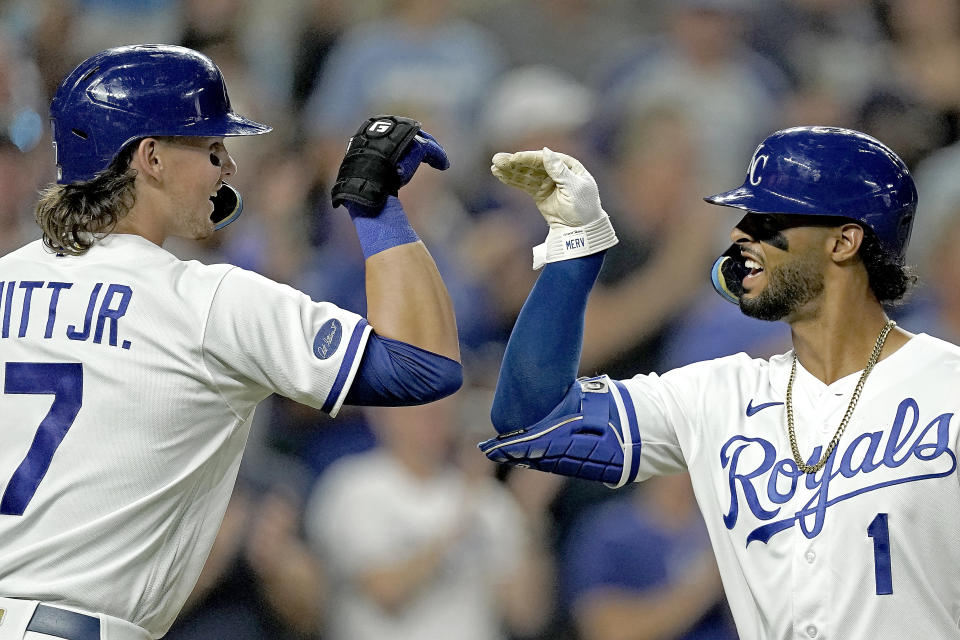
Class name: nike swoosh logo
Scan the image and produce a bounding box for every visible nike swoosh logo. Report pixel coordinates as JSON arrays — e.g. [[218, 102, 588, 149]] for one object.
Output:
[[745, 400, 785, 417]]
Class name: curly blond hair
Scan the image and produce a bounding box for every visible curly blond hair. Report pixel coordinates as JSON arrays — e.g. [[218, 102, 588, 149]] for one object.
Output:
[[34, 145, 138, 256]]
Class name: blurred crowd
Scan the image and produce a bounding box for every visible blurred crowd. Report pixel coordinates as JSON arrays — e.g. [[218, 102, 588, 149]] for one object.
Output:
[[4, 0, 960, 638]]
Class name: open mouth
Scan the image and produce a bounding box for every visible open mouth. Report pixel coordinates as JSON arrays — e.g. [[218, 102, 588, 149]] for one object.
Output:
[[740, 255, 765, 288], [208, 184, 221, 212]]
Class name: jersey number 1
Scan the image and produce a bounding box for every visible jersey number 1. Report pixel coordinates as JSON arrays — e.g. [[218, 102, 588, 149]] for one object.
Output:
[[867, 512, 893, 595], [1, 362, 83, 516]]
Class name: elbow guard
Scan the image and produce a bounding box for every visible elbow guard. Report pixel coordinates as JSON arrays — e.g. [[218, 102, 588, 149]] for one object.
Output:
[[480, 375, 642, 488]]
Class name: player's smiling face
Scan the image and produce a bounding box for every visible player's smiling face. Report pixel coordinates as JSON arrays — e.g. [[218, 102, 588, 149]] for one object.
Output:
[[157, 136, 236, 240], [730, 213, 838, 321]]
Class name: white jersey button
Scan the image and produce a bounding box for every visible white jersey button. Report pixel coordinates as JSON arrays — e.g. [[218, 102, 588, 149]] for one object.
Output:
[[805, 549, 816, 563], [806, 624, 818, 637]]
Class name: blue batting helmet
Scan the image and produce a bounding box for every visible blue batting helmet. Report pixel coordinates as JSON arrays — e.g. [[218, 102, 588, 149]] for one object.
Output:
[[705, 126, 918, 263], [50, 44, 271, 185], [704, 126, 918, 304]]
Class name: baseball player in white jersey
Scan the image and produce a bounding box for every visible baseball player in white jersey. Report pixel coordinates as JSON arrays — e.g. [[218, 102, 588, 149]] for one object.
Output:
[[479, 127, 960, 639], [0, 45, 461, 639]]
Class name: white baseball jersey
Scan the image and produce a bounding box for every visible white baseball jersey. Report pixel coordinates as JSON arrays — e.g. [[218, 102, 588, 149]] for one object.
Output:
[[608, 333, 960, 639], [0, 234, 371, 638]]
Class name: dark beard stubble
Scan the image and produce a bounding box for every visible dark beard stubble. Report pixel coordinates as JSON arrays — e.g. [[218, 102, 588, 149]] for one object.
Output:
[[739, 252, 825, 321]]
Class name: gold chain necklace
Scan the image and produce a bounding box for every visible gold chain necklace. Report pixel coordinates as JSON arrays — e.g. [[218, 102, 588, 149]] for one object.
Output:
[[786, 320, 896, 474]]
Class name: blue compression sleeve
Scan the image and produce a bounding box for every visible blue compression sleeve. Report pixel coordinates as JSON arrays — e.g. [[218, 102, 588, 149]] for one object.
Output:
[[490, 252, 605, 433], [345, 333, 463, 406]]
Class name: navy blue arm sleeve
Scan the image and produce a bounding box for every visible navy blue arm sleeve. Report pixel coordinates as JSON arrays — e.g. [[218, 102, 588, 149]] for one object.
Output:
[[490, 252, 605, 432], [344, 334, 463, 406]]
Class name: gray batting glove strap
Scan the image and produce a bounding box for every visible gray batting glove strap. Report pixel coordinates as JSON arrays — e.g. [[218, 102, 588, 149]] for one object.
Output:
[[331, 115, 421, 209]]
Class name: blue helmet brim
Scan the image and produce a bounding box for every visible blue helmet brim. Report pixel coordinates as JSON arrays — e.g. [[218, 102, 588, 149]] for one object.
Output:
[[704, 185, 829, 216], [174, 111, 273, 138]]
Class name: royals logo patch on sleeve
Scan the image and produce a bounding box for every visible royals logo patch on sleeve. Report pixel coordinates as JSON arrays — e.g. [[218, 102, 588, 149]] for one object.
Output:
[[313, 319, 342, 360]]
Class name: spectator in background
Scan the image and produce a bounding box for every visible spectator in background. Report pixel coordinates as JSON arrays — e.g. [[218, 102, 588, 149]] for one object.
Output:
[[289, 0, 351, 119], [217, 149, 315, 284], [176, 0, 279, 142], [70, 0, 179, 59], [301, 0, 505, 189], [465, 0, 644, 84], [176, 0, 298, 139], [854, 89, 945, 170], [908, 136, 960, 279], [606, 103, 789, 369], [870, 0, 960, 280], [465, 65, 599, 372], [562, 474, 736, 640], [596, 0, 787, 193], [0, 28, 46, 153], [178, 0, 243, 57], [305, 392, 556, 640], [165, 452, 324, 640], [752, 0, 888, 126], [477, 65, 598, 180], [893, 201, 960, 343], [0, 135, 42, 254], [577, 103, 726, 376], [880, 0, 960, 142], [0, 0, 72, 101]]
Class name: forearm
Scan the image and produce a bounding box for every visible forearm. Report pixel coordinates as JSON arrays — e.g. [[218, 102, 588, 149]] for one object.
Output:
[[257, 544, 324, 636], [357, 534, 455, 613], [576, 562, 724, 640], [365, 239, 460, 361], [498, 519, 555, 636], [244, 493, 325, 636], [330, 118, 458, 362], [347, 194, 460, 363], [180, 495, 248, 613], [491, 252, 604, 432], [488, 149, 614, 432]]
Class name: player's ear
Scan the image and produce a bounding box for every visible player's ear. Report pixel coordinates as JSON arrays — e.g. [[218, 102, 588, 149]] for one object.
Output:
[[829, 223, 864, 263], [130, 138, 164, 181]]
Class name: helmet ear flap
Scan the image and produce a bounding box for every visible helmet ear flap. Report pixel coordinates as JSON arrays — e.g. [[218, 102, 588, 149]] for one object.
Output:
[[210, 183, 242, 230]]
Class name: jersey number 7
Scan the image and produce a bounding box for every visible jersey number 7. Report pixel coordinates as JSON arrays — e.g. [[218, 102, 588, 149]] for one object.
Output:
[[1, 362, 83, 516]]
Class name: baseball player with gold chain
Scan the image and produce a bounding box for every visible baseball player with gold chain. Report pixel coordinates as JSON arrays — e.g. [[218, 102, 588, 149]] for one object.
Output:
[[0, 45, 461, 639], [480, 129, 960, 639]]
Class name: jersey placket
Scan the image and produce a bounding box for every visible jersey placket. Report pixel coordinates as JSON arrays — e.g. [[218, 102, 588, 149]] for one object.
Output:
[[787, 369, 855, 640]]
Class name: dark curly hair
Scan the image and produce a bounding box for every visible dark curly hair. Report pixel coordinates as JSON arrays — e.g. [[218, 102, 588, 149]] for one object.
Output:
[[859, 226, 916, 304]]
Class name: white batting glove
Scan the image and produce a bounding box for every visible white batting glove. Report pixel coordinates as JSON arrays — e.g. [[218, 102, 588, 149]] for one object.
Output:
[[491, 147, 617, 269]]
